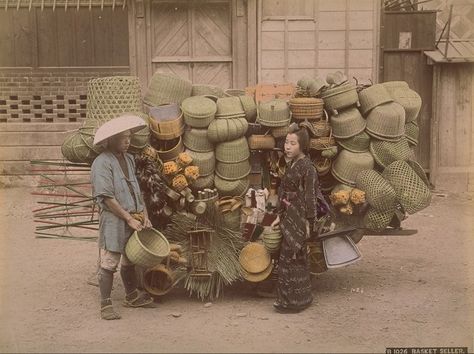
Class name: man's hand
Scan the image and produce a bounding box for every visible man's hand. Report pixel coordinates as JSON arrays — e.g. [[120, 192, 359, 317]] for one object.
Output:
[[127, 217, 144, 232], [143, 218, 153, 229]]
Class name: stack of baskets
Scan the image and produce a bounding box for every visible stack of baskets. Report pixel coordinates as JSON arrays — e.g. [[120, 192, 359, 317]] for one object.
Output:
[[143, 72, 192, 107], [239, 242, 273, 283]]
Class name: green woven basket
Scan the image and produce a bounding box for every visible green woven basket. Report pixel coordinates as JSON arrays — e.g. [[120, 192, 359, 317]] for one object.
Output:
[[356, 169, 397, 211], [289, 97, 324, 121], [143, 72, 192, 107], [320, 82, 359, 114], [382, 160, 431, 214], [216, 96, 244, 116], [406, 160, 430, 187], [239, 95, 257, 122], [215, 175, 250, 197], [358, 84, 393, 116], [125, 228, 170, 268], [383, 83, 421, 123], [369, 137, 413, 169], [191, 84, 225, 98], [405, 121, 419, 146], [262, 227, 282, 252], [366, 102, 406, 140], [363, 207, 395, 232], [190, 173, 215, 191], [61, 131, 97, 164], [207, 117, 248, 143], [183, 127, 214, 152], [336, 131, 370, 153], [331, 149, 374, 186], [80, 126, 103, 154], [184, 149, 215, 176], [257, 99, 291, 127], [330, 108, 366, 139], [271, 125, 290, 138], [181, 96, 217, 128], [215, 137, 250, 163], [215, 160, 251, 181]]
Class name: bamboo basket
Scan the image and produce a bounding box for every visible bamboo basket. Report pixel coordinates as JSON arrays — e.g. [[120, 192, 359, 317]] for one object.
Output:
[[366, 102, 406, 140], [320, 82, 359, 115], [156, 136, 185, 162], [330, 108, 366, 139], [125, 228, 170, 268], [310, 129, 336, 151], [183, 127, 214, 153], [331, 150, 374, 186], [248, 134, 276, 150], [215, 137, 250, 163], [215, 160, 251, 181], [144, 72, 192, 107], [358, 83, 393, 116]]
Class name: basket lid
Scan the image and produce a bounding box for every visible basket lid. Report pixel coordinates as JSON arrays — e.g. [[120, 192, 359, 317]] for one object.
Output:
[[239, 242, 271, 273], [181, 96, 217, 117]]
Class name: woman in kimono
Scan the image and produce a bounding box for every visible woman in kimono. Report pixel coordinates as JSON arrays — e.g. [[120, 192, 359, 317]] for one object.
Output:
[[91, 114, 155, 320], [274, 123, 322, 313]]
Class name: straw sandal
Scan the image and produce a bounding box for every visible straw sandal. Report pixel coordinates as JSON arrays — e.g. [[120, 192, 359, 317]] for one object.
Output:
[[122, 290, 154, 308], [101, 300, 121, 320]]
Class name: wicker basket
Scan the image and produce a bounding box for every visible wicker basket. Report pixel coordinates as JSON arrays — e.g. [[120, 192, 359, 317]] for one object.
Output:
[[220, 208, 242, 231], [207, 117, 248, 143], [406, 160, 430, 187], [239, 95, 257, 122], [61, 130, 97, 164], [358, 84, 393, 116], [405, 121, 419, 146], [125, 228, 170, 268], [382, 160, 431, 214], [331, 149, 374, 186], [144, 72, 192, 107], [215, 160, 251, 180], [369, 137, 413, 169], [215, 137, 250, 163], [224, 88, 246, 97], [215, 175, 250, 197], [148, 113, 184, 141], [257, 99, 291, 127], [366, 102, 406, 140], [190, 173, 215, 191], [184, 149, 215, 176], [313, 157, 332, 176], [191, 84, 225, 98], [262, 226, 282, 253], [181, 96, 217, 128], [336, 131, 370, 153], [143, 260, 176, 296], [356, 169, 397, 211], [248, 134, 276, 150], [216, 96, 244, 116], [156, 136, 185, 162], [183, 127, 214, 152], [289, 97, 324, 121], [310, 129, 337, 151], [271, 125, 290, 138], [330, 108, 366, 139], [320, 82, 359, 115], [363, 207, 395, 232], [311, 110, 331, 137], [383, 82, 421, 123]]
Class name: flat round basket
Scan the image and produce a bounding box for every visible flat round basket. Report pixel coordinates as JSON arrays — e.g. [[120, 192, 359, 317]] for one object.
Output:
[[358, 83, 393, 116], [215, 160, 251, 181], [331, 149, 374, 186], [184, 149, 215, 176], [355, 169, 397, 211], [125, 228, 171, 268], [382, 160, 431, 214], [215, 174, 250, 197], [330, 107, 366, 139], [369, 137, 413, 169], [143, 72, 192, 107], [215, 137, 250, 163], [366, 102, 406, 140], [363, 207, 395, 232], [239, 242, 271, 274], [336, 131, 370, 153], [183, 127, 214, 152]]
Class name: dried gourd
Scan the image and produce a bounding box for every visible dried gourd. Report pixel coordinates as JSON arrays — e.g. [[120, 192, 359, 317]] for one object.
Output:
[[350, 188, 366, 205], [177, 152, 193, 167], [163, 161, 179, 175], [329, 189, 351, 206]]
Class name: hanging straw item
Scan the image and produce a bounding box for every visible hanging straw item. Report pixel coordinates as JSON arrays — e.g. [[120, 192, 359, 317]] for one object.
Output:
[[257, 99, 291, 127], [382, 160, 431, 214], [215, 160, 251, 181], [366, 102, 406, 141], [215, 137, 250, 163], [61, 130, 97, 164], [320, 82, 359, 115], [405, 121, 419, 146], [125, 228, 170, 268], [382, 81, 422, 123], [358, 83, 393, 116], [336, 131, 370, 153], [310, 129, 336, 151], [183, 127, 214, 152], [207, 117, 248, 143], [313, 156, 332, 176], [181, 96, 217, 128], [330, 108, 366, 139], [356, 170, 397, 211], [288, 97, 324, 121], [144, 72, 192, 107], [331, 150, 374, 186], [369, 137, 413, 169], [215, 175, 250, 197]]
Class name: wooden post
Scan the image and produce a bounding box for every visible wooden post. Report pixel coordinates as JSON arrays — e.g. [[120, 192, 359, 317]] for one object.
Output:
[[429, 64, 440, 188]]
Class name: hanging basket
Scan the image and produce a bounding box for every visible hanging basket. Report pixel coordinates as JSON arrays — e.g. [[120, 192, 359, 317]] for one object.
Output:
[[314, 157, 332, 176], [311, 110, 331, 137], [248, 133, 276, 150], [310, 129, 336, 151]]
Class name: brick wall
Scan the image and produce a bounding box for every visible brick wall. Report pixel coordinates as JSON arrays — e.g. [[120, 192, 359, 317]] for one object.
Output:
[[0, 68, 130, 123]]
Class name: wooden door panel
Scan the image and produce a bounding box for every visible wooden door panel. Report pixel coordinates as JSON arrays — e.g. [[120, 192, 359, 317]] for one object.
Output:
[[193, 63, 231, 88]]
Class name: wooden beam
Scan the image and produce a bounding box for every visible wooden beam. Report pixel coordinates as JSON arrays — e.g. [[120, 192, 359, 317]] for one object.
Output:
[[247, 0, 257, 86]]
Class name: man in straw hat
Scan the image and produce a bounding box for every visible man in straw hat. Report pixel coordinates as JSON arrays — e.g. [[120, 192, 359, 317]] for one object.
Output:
[[91, 114, 154, 320]]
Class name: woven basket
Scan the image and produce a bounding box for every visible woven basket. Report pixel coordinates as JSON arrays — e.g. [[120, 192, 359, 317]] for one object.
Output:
[[289, 97, 324, 120], [156, 136, 185, 162], [330, 108, 366, 139], [366, 102, 406, 140], [183, 127, 214, 152], [207, 117, 248, 143], [363, 207, 395, 232], [336, 131, 370, 153], [216, 96, 244, 116], [125, 228, 170, 268], [262, 227, 282, 253], [239, 95, 257, 122], [216, 160, 251, 181], [331, 150, 374, 186], [313, 157, 332, 176], [215, 175, 250, 197], [239, 242, 271, 273], [258, 99, 291, 127], [356, 169, 397, 211], [405, 121, 419, 146], [383, 82, 421, 123], [382, 160, 431, 214], [148, 114, 184, 141], [309, 110, 330, 137], [406, 160, 430, 187], [181, 96, 217, 128], [220, 208, 242, 231], [224, 88, 246, 97], [184, 149, 215, 176], [248, 134, 276, 150], [61, 130, 97, 164], [129, 124, 150, 153], [144, 72, 192, 107], [358, 84, 393, 116], [310, 129, 336, 151], [369, 137, 413, 169], [143, 261, 176, 296], [320, 82, 359, 114], [271, 125, 290, 138], [191, 84, 225, 98], [216, 137, 250, 163], [190, 173, 215, 191]]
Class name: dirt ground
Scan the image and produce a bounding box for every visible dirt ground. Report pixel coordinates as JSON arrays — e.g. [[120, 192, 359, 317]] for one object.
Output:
[[0, 186, 473, 353]]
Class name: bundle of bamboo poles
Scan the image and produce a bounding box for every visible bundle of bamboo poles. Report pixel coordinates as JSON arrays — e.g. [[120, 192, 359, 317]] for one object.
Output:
[[30, 160, 98, 241]]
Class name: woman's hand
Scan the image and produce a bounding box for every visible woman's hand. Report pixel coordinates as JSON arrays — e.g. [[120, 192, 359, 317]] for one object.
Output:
[[127, 217, 144, 232], [143, 218, 153, 229]]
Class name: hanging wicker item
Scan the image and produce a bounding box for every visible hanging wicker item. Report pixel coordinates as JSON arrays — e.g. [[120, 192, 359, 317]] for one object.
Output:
[[336, 131, 371, 153], [382, 81, 422, 123], [330, 108, 366, 139], [320, 82, 359, 115], [358, 83, 393, 116], [215, 137, 250, 163], [382, 160, 431, 214], [144, 72, 192, 107], [288, 97, 324, 121], [310, 110, 331, 137], [183, 127, 214, 153], [405, 121, 419, 146], [366, 102, 406, 141], [369, 137, 413, 169], [181, 96, 217, 128], [355, 170, 397, 211], [61, 130, 97, 164], [331, 150, 374, 186], [313, 156, 332, 176], [257, 99, 291, 127]]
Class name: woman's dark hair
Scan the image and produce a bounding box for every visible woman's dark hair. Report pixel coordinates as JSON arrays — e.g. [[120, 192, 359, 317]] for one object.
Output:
[[287, 122, 310, 153]]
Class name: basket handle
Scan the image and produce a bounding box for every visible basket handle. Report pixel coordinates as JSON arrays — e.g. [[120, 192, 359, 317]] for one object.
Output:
[[323, 109, 329, 122]]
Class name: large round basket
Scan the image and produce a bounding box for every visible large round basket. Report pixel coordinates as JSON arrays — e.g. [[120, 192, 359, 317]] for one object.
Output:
[[143, 72, 192, 107], [369, 137, 413, 169], [183, 127, 214, 152], [320, 82, 359, 115], [336, 131, 370, 153], [181, 96, 217, 128], [331, 150, 374, 186], [215, 160, 251, 181], [257, 99, 291, 127], [215, 175, 250, 197], [125, 228, 171, 268], [366, 102, 406, 140], [207, 117, 248, 143], [288, 97, 324, 121], [355, 169, 397, 211], [358, 83, 393, 116], [382, 160, 431, 214], [330, 108, 366, 139], [184, 149, 215, 176], [239, 242, 271, 274], [215, 137, 250, 163]]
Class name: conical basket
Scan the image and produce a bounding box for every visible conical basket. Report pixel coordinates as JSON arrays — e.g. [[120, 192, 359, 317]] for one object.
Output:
[[358, 84, 393, 116], [356, 169, 397, 211], [144, 72, 192, 107], [366, 102, 406, 140], [331, 150, 374, 186], [183, 127, 214, 152], [215, 137, 250, 163], [330, 108, 366, 139], [369, 137, 413, 169]]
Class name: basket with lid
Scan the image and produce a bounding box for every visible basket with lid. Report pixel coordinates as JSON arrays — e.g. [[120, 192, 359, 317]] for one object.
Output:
[[181, 96, 217, 128]]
